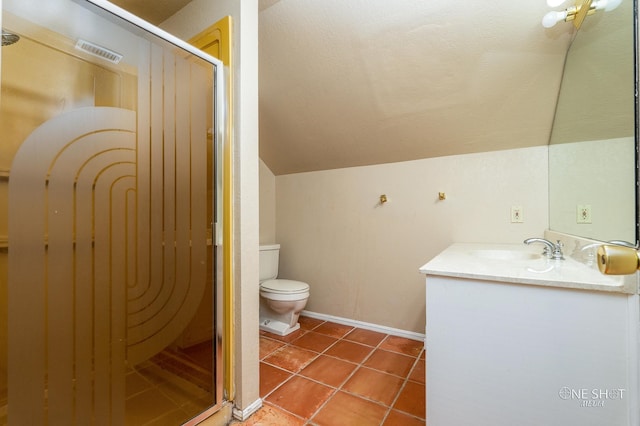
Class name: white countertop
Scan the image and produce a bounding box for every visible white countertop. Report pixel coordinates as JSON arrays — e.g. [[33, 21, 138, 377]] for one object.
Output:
[[419, 243, 638, 294]]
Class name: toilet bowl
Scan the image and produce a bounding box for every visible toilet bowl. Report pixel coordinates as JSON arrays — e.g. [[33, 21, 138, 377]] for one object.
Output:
[[259, 245, 310, 336]]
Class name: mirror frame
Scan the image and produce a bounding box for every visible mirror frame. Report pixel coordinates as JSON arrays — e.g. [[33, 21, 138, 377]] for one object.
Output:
[[635, 0, 639, 246]]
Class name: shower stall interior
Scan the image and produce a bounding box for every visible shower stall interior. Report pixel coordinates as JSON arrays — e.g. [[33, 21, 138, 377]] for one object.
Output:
[[0, 0, 225, 424]]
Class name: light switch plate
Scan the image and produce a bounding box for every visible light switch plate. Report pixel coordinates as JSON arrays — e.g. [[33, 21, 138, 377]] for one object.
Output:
[[511, 205, 523, 223]]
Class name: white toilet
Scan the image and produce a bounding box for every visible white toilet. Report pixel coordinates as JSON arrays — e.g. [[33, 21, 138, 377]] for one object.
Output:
[[259, 244, 310, 336]]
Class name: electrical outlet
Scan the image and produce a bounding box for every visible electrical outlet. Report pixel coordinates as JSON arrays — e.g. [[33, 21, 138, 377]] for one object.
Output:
[[576, 204, 592, 224], [511, 205, 523, 223]]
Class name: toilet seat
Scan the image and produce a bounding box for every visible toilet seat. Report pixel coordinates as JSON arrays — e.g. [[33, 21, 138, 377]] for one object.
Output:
[[260, 279, 309, 301], [260, 279, 309, 294]]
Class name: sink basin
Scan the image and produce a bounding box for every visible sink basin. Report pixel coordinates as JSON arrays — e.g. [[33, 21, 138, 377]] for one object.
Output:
[[469, 249, 541, 261]]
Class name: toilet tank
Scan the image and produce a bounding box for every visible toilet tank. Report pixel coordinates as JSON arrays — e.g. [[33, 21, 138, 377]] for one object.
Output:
[[259, 244, 280, 282]]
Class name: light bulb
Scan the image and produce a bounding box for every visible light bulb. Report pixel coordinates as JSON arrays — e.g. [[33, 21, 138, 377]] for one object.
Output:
[[594, 0, 624, 10], [542, 10, 568, 28], [604, 0, 623, 11]]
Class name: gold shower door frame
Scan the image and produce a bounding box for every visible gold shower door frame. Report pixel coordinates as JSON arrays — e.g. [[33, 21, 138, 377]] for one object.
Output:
[[1, 0, 226, 424]]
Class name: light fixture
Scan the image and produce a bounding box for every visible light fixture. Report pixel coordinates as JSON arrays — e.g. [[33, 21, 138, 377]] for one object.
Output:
[[542, 10, 570, 28], [542, 0, 623, 29], [596, 0, 623, 11]]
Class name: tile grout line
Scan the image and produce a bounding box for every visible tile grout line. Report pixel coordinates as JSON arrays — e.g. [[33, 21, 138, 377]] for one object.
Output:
[[294, 324, 363, 423], [260, 320, 341, 412], [268, 324, 381, 423], [261, 400, 308, 424], [384, 346, 427, 422], [330, 331, 425, 423], [260, 319, 425, 425], [364, 334, 420, 426], [309, 328, 424, 425], [305, 328, 388, 425], [299, 324, 350, 424]]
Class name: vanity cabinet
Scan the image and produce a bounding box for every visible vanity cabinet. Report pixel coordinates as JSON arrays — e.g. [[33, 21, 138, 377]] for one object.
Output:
[[421, 243, 639, 426]]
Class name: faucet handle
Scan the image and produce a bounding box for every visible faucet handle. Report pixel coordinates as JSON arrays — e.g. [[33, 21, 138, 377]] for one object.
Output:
[[552, 240, 564, 260]]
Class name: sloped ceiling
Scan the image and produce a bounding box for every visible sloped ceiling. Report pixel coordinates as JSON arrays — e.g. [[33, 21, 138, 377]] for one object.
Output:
[[259, 1, 574, 175], [111, 0, 577, 175]]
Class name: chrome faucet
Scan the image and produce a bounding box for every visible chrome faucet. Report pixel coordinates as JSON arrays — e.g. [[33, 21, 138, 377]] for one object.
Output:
[[524, 238, 564, 260]]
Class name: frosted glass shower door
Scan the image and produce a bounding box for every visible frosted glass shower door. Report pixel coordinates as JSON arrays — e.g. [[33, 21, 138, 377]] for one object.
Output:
[[0, 0, 224, 424]]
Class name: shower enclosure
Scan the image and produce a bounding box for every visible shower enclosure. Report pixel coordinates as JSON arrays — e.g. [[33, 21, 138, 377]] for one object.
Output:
[[0, 0, 225, 424]]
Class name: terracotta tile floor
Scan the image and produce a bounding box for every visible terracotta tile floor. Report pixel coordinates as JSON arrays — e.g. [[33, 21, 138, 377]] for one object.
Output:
[[236, 315, 426, 425]]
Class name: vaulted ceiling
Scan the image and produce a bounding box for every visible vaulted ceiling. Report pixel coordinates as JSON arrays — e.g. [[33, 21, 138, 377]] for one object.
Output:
[[111, 0, 587, 175], [258, 1, 576, 175]]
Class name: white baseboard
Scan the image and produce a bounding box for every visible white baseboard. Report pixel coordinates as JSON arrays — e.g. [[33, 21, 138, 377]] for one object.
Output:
[[232, 398, 262, 421], [301, 310, 425, 343]]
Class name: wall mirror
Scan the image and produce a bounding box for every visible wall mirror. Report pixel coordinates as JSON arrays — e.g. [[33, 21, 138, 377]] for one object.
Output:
[[548, 0, 638, 244]]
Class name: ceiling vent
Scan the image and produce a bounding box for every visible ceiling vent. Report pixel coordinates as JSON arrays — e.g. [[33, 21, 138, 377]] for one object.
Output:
[[75, 39, 123, 64]]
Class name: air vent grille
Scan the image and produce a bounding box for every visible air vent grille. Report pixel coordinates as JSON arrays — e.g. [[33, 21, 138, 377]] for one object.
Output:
[[75, 39, 123, 64]]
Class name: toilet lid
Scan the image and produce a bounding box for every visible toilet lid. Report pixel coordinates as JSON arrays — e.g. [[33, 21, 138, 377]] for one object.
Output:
[[261, 279, 309, 294]]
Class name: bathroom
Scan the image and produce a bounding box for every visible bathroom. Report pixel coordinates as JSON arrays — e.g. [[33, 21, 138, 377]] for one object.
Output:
[[0, 0, 637, 425], [262, 0, 634, 389], [259, 0, 637, 424]]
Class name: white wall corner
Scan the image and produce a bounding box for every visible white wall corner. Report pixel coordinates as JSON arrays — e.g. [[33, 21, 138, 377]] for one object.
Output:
[[259, 158, 277, 243]]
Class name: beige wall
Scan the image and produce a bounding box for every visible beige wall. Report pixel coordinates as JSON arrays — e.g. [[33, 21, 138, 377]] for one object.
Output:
[[162, 0, 261, 415], [271, 146, 549, 333], [259, 159, 276, 243]]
